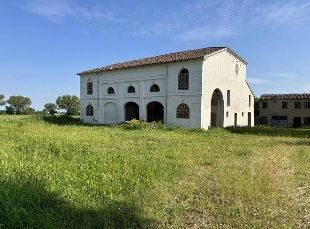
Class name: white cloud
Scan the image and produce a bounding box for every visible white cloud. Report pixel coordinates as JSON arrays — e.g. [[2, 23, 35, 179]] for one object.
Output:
[[258, 73, 298, 80], [247, 77, 271, 85], [176, 26, 233, 42], [17, 0, 310, 41], [248, 72, 299, 85], [19, 0, 120, 22], [257, 1, 310, 25]]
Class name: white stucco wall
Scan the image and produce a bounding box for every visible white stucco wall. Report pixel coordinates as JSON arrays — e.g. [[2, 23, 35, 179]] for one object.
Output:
[[79, 49, 254, 129], [79, 59, 203, 128], [201, 50, 254, 129]]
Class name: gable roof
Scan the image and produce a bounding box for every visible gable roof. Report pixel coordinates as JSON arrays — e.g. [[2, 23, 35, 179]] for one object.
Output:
[[260, 93, 310, 100], [77, 47, 246, 75]]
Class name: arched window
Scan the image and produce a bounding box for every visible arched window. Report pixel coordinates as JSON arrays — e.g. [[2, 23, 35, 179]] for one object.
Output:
[[176, 103, 190, 119], [87, 80, 93, 95], [178, 69, 189, 90], [150, 84, 160, 92], [86, 103, 94, 116], [107, 87, 115, 94], [128, 86, 135, 93]]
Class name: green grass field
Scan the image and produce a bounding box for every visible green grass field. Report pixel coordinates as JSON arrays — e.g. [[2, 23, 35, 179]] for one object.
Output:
[[0, 115, 309, 228]]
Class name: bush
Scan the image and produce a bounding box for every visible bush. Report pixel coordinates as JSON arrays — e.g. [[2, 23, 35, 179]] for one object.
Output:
[[123, 119, 165, 130]]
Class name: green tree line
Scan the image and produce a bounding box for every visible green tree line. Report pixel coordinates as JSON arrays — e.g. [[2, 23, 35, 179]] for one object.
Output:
[[0, 94, 79, 115]]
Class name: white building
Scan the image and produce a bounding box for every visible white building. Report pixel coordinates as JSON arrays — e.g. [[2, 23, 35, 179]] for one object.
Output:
[[78, 47, 254, 129]]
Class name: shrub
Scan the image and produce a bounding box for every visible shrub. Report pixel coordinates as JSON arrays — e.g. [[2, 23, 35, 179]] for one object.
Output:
[[123, 119, 164, 130]]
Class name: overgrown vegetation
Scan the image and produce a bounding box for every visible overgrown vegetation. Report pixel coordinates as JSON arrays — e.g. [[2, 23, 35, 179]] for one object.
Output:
[[0, 116, 309, 228]]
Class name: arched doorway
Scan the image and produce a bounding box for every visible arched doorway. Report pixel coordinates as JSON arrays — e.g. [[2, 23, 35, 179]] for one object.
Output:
[[210, 89, 224, 128], [125, 102, 139, 121], [104, 102, 117, 124], [147, 101, 164, 122]]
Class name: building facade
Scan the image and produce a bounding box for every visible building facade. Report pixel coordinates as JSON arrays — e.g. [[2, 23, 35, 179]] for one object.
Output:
[[259, 94, 310, 128], [78, 47, 254, 129]]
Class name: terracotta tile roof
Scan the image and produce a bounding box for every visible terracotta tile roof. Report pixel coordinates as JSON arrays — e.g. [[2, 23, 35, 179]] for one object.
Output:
[[78, 47, 229, 75], [260, 93, 310, 100]]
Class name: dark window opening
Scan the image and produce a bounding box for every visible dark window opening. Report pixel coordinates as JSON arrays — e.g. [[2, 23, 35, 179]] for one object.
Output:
[[304, 117, 310, 125], [86, 104, 94, 116], [295, 102, 301, 109], [227, 90, 231, 106], [282, 102, 288, 109], [108, 87, 115, 94], [249, 95, 251, 107], [262, 102, 268, 109], [150, 84, 160, 92], [176, 103, 190, 119], [87, 82, 93, 95], [178, 69, 189, 90], [128, 86, 136, 93]]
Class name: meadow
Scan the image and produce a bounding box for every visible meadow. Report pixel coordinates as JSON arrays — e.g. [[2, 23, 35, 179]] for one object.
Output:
[[0, 115, 309, 228]]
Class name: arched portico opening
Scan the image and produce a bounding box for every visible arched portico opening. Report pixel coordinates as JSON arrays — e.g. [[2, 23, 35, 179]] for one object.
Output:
[[125, 102, 139, 121], [147, 101, 164, 122], [210, 89, 224, 128]]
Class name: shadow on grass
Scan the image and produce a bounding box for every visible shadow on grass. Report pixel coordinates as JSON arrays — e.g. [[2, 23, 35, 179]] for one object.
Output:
[[0, 176, 156, 228], [226, 126, 310, 138], [41, 115, 84, 126]]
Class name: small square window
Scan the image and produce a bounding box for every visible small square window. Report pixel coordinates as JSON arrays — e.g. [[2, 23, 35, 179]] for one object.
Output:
[[295, 102, 301, 109], [282, 102, 288, 109]]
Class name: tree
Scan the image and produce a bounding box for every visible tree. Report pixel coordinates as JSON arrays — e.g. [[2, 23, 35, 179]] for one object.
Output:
[[22, 107, 36, 115], [5, 106, 15, 115], [56, 95, 79, 115], [0, 94, 5, 106], [44, 103, 57, 115], [6, 96, 32, 114]]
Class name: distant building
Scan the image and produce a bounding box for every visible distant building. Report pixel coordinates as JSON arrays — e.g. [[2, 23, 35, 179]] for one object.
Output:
[[259, 94, 310, 128], [77, 47, 254, 129]]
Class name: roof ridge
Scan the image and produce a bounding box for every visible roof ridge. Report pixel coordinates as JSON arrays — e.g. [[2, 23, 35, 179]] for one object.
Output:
[[77, 47, 227, 75]]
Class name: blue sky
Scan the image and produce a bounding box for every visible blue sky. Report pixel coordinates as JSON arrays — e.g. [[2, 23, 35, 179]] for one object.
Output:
[[0, 0, 310, 110]]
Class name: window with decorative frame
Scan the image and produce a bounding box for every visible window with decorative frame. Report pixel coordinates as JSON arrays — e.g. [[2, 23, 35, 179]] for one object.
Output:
[[176, 103, 190, 119], [108, 87, 115, 94], [178, 69, 189, 90], [87, 81, 93, 95], [150, 84, 160, 92], [86, 104, 94, 116], [128, 85, 135, 93]]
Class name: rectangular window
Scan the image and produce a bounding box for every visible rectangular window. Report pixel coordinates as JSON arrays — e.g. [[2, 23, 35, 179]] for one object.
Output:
[[282, 102, 288, 109], [295, 101, 301, 109], [227, 90, 231, 106], [304, 101, 310, 109], [249, 95, 251, 107], [87, 82, 93, 95], [262, 102, 268, 109], [304, 117, 310, 125]]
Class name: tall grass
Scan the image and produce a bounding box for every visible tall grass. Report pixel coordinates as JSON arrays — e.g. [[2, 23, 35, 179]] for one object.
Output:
[[0, 115, 309, 228]]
